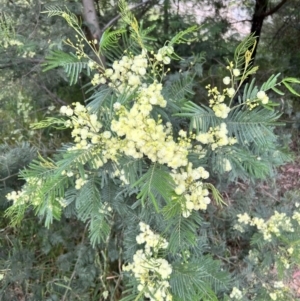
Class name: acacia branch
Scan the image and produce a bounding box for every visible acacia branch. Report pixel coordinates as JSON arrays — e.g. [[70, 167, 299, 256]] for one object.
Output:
[[0, 173, 19, 182]]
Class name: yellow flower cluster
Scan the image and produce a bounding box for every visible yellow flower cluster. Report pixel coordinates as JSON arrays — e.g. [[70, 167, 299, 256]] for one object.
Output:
[[171, 163, 210, 217], [136, 222, 169, 253], [58, 51, 214, 218], [292, 211, 300, 224], [268, 281, 285, 300], [2, 38, 24, 49], [269, 291, 281, 301], [91, 51, 148, 92], [6, 177, 42, 206], [123, 222, 172, 301], [247, 250, 259, 264], [155, 45, 174, 65], [223, 65, 241, 86], [6, 190, 27, 205], [59, 72, 193, 177], [111, 83, 191, 169], [245, 98, 259, 110], [245, 90, 269, 110], [223, 63, 241, 100], [257, 90, 269, 104], [206, 84, 230, 119], [226, 87, 236, 98], [196, 123, 237, 151], [229, 287, 243, 300], [112, 168, 130, 185], [75, 176, 88, 190], [60, 102, 103, 150], [222, 158, 232, 172], [235, 211, 294, 241], [223, 76, 231, 85], [99, 201, 113, 214]]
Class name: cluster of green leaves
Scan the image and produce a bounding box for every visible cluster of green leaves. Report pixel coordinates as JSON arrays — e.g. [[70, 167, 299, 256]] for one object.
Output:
[[0, 212, 121, 301]]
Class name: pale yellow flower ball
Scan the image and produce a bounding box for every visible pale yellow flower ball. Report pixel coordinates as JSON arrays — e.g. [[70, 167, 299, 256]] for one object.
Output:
[[223, 76, 231, 85], [257, 90, 266, 99], [233, 68, 240, 76], [227, 87, 235, 98], [65, 107, 74, 116]]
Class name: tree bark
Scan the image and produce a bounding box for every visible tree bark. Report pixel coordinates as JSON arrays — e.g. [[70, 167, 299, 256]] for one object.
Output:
[[250, 0, 290, 64], [164, 0, 169, 37], [82, 0, 105, 67], [82, 0, 102, 42], [250, 0, 269, 63], [234, 0, 289, 104]]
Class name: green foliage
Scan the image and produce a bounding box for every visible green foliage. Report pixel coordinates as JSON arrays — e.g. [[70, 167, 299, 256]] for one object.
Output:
[[43, 51, 91, 85], [171, 256, 230, 301], [169, 25, 199, 46], [177, 101, 220, 133], [0, 143, 36, 207], [233, 33, 257, 71], [0, 12, 14, 42], [2, 2, 300, 301], [0, 213, 113, 301], [133, 163, 175, 210], [100, 27, 127, 51]]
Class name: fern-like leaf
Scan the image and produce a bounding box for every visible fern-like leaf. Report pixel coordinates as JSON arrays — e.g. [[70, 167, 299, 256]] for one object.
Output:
[[175, 102, 220, 133], [260, 73, 281, 91], [163, 74, 195, 108], [171, 256, 229, 301], [30, 117, 67, 130], [43, 50, 90, 85], [167, 211, 202, 254], [43, 5, 79, 28], [99, 27, 126, 51], [227, 107, 282, 146], [169, 25, 199, 46], [76, 177, 102, 222], [240, 78, 257, 103], [234, 33, 256, 70], [132, 163, 175, 211]]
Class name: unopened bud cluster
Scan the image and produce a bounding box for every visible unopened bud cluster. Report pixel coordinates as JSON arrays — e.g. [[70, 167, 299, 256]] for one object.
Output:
[[206, 84, 231, 119]]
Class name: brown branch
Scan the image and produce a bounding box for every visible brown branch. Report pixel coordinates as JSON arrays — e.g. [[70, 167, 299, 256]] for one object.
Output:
[[82, 0, 102, 41], [82, 0, 106, 67], [263, 0, 290, 18], [0, 173, 19, 182], [229, 19, 253, 25]]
